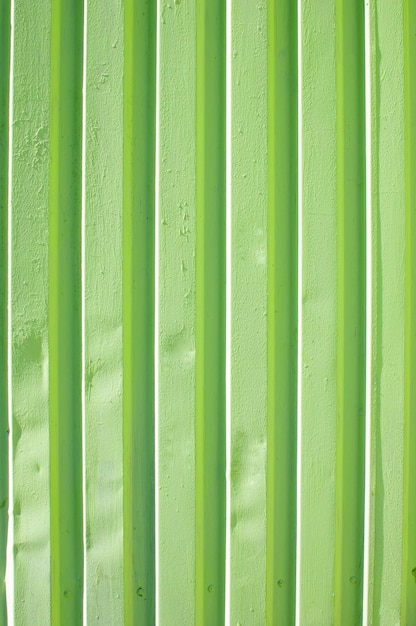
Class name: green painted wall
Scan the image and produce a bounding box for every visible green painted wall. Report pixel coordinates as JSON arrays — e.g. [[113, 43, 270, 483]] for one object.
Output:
[[1, 0, 414, 624]]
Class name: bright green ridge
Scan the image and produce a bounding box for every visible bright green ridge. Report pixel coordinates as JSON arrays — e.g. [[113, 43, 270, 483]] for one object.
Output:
[[0, 1, 9, 622], [49, 0, 84, 622], [403, 0, 416, 621], [230, 0, 268, 621], [123, 0, 156, 623], [266, 0, 298, 624], [195, 0, 226, 622], [334, 1, 366, 624]]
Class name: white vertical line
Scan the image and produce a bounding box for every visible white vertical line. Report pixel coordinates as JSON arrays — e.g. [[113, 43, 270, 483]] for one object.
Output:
[[363, 1, 372, 623], [6, 0, 15, 623], [224, 0, 232, 621], [154, 0, 161, 621], [295, 0, 303, 622], [81, 0, 88, 622]]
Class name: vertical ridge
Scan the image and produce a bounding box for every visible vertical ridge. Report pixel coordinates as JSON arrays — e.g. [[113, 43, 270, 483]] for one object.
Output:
[[195, 0, 226, 622], [49, 0, 84, 622], [266, 0, 298, 624], [122, 0, 156, 622], [334, 0, 366, 623], [0, 0, 10, 621], [403, 0, 416, 621]]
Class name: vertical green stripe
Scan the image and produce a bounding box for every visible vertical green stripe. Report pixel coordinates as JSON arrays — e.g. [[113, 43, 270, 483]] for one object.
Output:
[[368, 3, 405, 623], [84, 0, 125, 621], [11, 2, 52, 622], [299, 1, 337, 622], [49, 0, 84, 622], [230, 0, 268, 622], [266, 0, 298, 624], [403, 0, 416, 621], [158, 0, 197, 620], [0, 2, 10, 619], [334, 1, 366, 623], [195, 0, 226, 622], [123, 0, 156, 623]]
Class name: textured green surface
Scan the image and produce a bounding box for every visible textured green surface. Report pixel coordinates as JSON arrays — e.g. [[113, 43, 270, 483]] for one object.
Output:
[[158, 0, 197, 622], [10, 2, 52, 623], [299, 1, 338, 622], [84, 0, 124, 622], [3, 1, 416, 624], [230, 0, 268, 622], [0, 1, 9, 619], [368, 2, 406, 624]]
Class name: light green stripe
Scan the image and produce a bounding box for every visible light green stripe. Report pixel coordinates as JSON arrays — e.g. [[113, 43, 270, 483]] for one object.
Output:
[[230, 0, 268, 621], [403, 0, 416, 621], [0, 2, 10, 620], [299, 1, 337, 622], [84, 0, 125, 621], [368, 3, 405, 623], [157, 0, 197, 620], [11, 2, 52, 622], [266, 0, 298, 624], [49, 0, 84, 622], [123, 0, 156, 623], [334, 1, 366, 623], [195, 0, 226, 622]]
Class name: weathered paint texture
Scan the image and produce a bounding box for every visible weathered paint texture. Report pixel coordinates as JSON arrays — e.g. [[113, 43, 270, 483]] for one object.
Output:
[[1, 1, 415, 625]]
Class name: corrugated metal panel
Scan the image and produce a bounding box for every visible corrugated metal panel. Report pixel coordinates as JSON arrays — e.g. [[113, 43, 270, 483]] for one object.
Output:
[[1, 0, 414, 624]]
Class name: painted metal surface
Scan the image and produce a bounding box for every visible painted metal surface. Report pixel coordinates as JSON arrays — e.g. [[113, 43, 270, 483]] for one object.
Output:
[[1, 0, 415, 625]]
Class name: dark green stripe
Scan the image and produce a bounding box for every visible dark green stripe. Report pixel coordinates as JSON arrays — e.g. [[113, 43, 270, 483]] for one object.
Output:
[[195, 0, 226, 622], [266, 0, 298, 623], [122, 0, 156, 623], [403, 0, 416, 621], [49, 1, 84, 622], [334, 1, 366, 623]]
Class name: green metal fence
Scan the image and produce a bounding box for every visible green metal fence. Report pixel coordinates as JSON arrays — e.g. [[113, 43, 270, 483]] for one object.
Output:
[[1, 0, 415, 624]]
